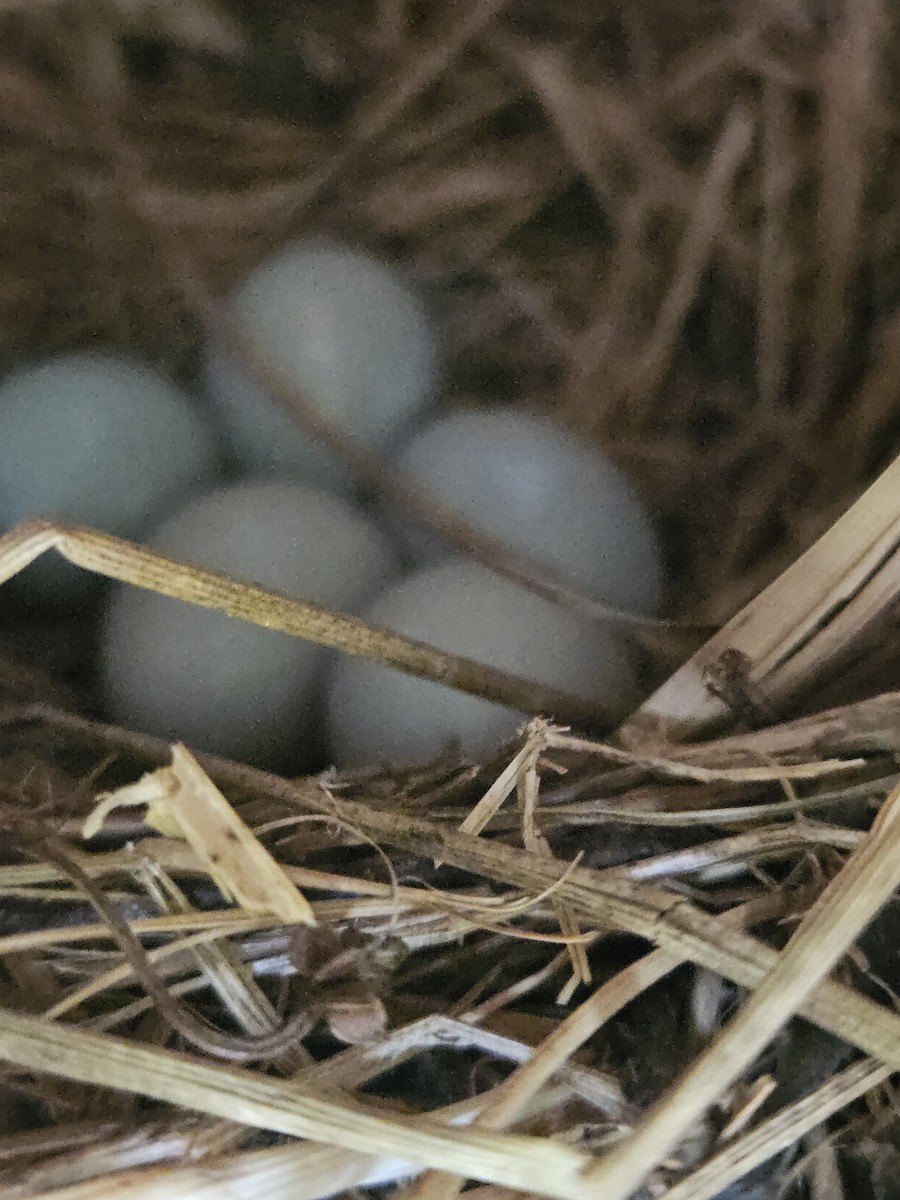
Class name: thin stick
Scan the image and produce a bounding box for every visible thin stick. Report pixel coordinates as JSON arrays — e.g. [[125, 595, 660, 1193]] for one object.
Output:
[[662, 1057, 890, 1200], [66, 740, 900, 1077], [623, 105, 755, 404], [0, 1007, 598, 1200], [658, 689, 900, 763], [581, 779, 900, 1197], [757, 79, 794, 420], [396, 893, 803, 1200], [268, 0, 518, 224], [0, 807, 315, 1063], [5, 711, 899, 1081], [0, 519, 611, 729], [3, 1072, 600, 1200], [543, 728, 866, 783], [621, 449, 900, 742], [261, 782, 900, 1073]]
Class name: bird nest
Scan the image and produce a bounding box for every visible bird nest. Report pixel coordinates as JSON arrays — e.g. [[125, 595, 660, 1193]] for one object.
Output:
[[1, 3, 900, 1199]]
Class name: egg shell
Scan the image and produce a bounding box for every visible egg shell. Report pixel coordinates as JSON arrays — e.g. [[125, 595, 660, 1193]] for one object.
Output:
[[326, 557, 640, 767], [0, 352, 221, 606], [101, 478, 399, 770], [392, 406, 664, 614], [205, 239, 438, 492]]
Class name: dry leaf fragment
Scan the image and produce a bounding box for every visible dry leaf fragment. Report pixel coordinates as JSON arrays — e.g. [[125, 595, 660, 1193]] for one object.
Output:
[[325, 993, 389, 1045], [85, 743, 316, 926]]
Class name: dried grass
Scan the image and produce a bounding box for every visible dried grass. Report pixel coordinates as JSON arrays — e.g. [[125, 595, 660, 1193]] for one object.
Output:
[[1, 1, 900, 1198]]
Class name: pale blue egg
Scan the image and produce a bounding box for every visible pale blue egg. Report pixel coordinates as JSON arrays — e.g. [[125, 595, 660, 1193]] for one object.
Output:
[[0, 352, 221, 605], [205, 239, 438, 492], [393, 406, 664, 616], [326, 558, 640, 767]]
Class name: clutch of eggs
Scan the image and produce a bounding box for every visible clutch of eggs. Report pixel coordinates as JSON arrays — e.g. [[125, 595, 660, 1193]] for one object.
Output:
[[204, 238, 438, 492], [326, 405, 664, 765], [0, 242, 664, 769], [0, 352, 221, 605], [100, 478, 398, 771]]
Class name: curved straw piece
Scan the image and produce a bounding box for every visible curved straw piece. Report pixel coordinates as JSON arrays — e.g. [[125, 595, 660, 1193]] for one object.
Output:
[[0, 518, 613, 730], [621, 450, 900, 742]]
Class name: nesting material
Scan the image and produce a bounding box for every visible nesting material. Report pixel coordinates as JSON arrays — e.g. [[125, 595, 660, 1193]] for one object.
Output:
[[326, 557, 640, 765], [1, 4, 900, 1200], [100, 478, 397, 769], [205, 239, 438, 491]]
